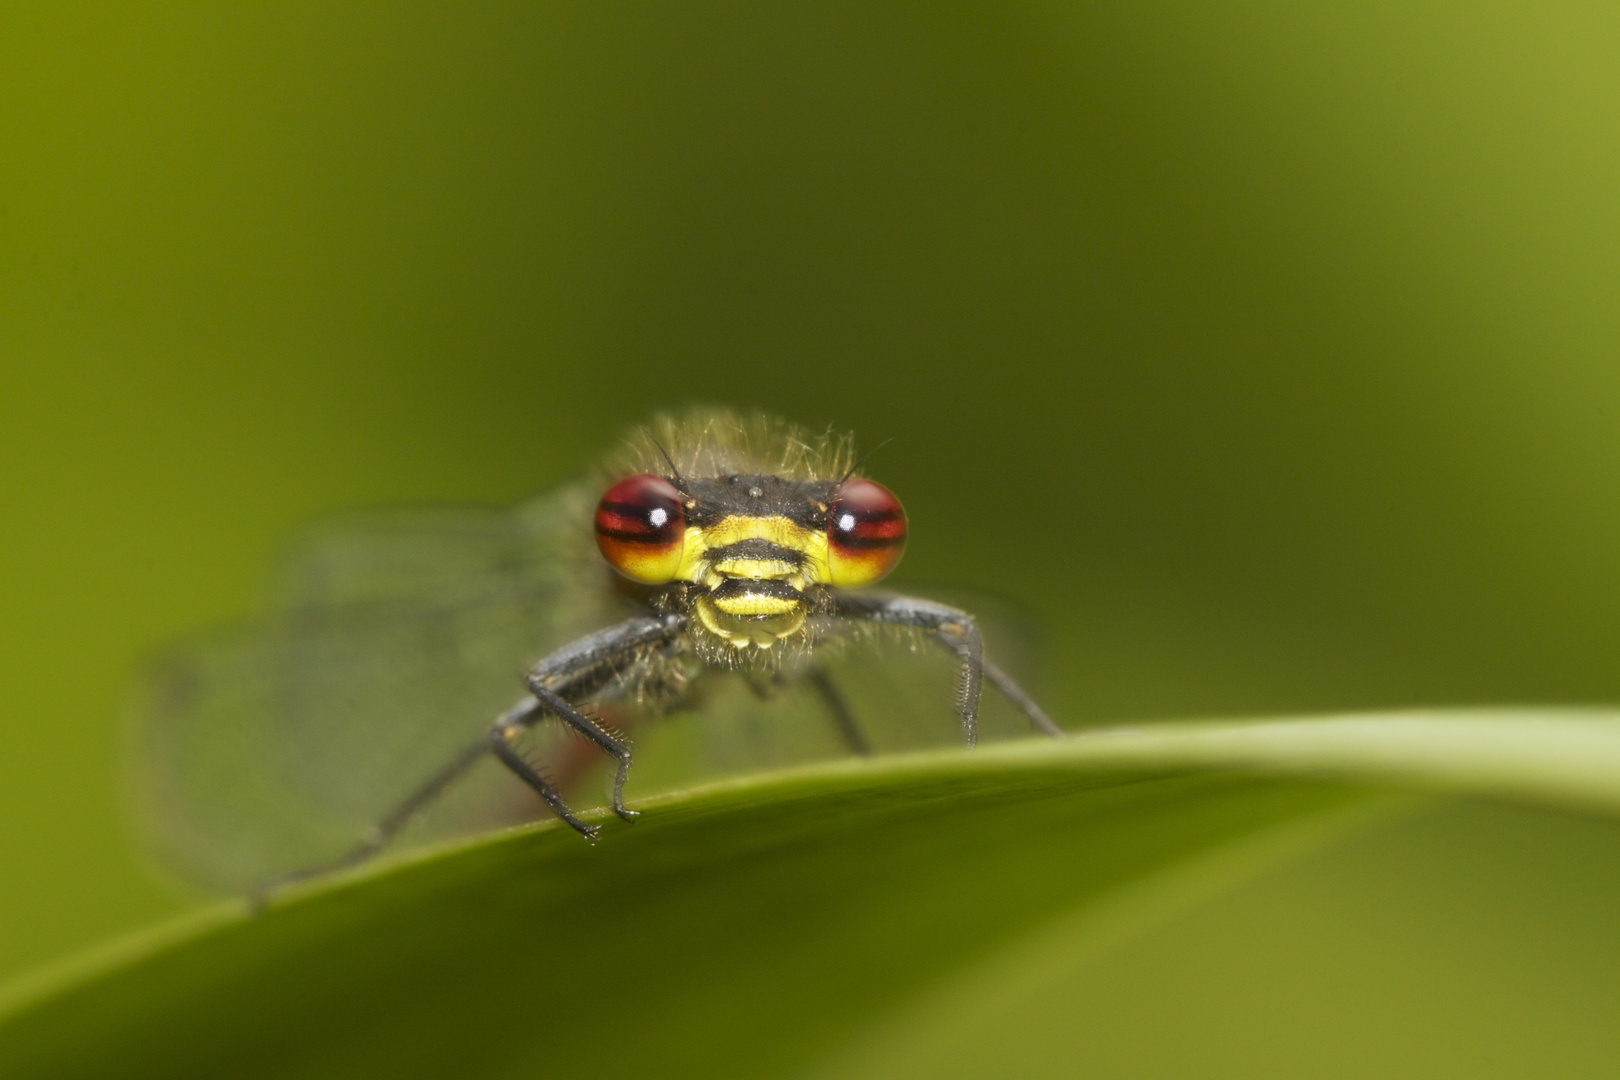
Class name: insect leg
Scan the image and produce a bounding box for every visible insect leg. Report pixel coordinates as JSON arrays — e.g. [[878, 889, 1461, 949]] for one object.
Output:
[[828, 594, 1065, 743], [253, 696, 574, 905], [249, 615, 684, 905], [976, 655, 1065, 738], [806, 666, 872, 756], [737, 666, 870, 754], [368, 697, 543, 851], [525, 683, 638, 822], [488, 717, 601, 838], [740, 669, 793, 700], [251, 714, 523, 905], [830, 594, 985, 747], [498, 614, 686, 829]]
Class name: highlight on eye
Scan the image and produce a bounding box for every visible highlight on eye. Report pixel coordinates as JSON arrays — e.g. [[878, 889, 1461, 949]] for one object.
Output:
[[825, 478, 907, 588], [595, 473, 686, 583]]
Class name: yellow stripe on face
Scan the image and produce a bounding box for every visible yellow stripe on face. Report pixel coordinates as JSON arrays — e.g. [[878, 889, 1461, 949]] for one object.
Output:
[[675, 515, 832, 584]]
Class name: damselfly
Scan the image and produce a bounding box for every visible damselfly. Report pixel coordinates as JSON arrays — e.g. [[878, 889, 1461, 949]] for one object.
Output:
[[133, 409, 1061, 895]]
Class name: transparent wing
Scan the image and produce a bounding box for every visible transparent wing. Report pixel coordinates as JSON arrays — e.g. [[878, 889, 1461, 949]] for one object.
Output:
[[133, 477, 1049, 895], [130, 482, 639, 894]]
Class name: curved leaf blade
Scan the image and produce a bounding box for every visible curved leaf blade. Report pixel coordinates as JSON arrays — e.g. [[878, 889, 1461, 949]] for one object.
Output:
[[4, 709, 1620, 1079]]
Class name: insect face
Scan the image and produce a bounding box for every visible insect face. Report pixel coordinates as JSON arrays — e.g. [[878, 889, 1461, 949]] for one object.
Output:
[[596, 470, 908, 651]]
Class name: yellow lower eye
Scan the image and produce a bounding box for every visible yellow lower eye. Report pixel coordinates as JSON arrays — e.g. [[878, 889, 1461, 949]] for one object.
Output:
[[595, 474, 686, 583], [826, 479, 906, 588]]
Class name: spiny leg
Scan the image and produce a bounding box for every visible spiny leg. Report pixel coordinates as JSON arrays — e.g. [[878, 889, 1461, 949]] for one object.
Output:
[[830, 594, 985, 746], [978, 654, 1065, 737], [526, 682, 638, 821], [488, 717, 600, 838], [500, 614, 685, 826], [830, 593, 1063, 744], [255, 615, 684, 904], [931, 624, 1064, 738]]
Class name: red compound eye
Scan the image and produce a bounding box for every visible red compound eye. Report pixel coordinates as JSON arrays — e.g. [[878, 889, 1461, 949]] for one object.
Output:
[[595, 474, 686, 583], [826, 478, 907, 588]]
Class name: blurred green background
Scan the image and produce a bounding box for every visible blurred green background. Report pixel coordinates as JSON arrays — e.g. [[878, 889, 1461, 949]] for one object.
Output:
[[5, 0, 1620, 1061]]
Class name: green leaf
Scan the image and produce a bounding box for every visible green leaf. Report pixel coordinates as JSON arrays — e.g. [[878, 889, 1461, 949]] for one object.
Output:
[[4, 710, 1620, 1079]]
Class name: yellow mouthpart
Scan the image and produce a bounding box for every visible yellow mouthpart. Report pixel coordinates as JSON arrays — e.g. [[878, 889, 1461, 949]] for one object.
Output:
[[709, 591, 801, 616]]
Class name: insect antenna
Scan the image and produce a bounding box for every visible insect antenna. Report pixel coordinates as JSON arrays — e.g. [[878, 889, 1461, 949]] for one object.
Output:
[[838, 437, 893, 486], [640, 427, 691, 495]]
